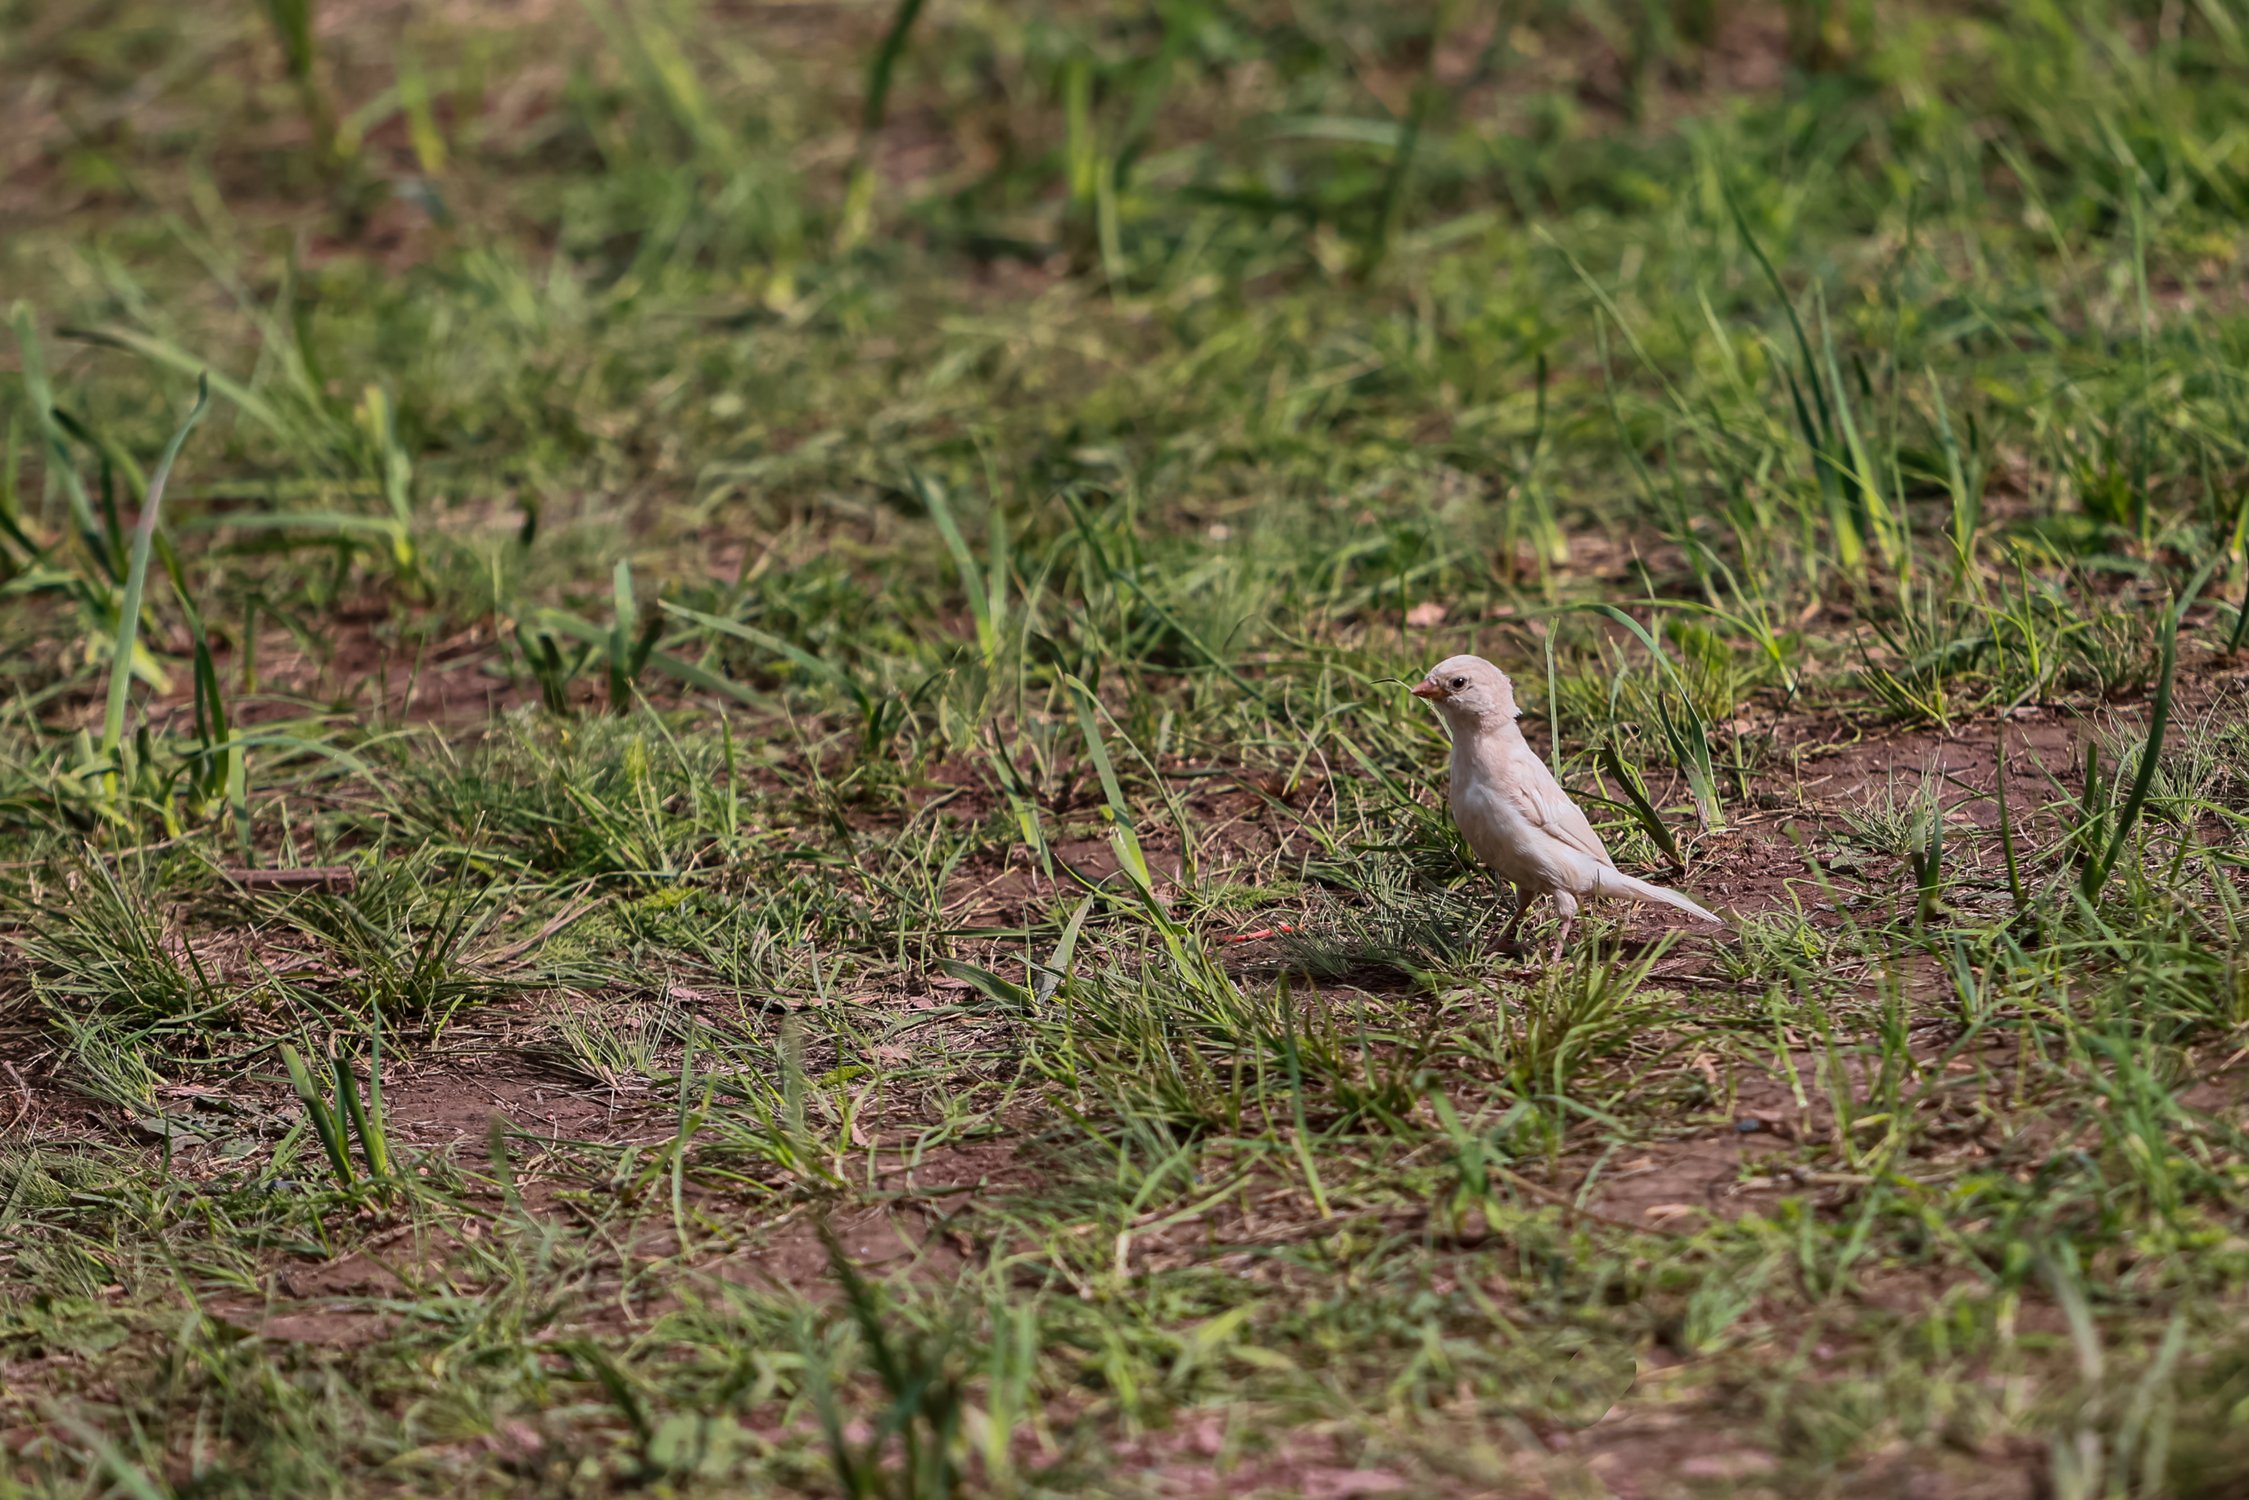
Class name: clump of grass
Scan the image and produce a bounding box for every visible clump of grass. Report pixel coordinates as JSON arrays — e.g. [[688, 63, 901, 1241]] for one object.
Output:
[[277, 1030, 397, 1201], [261, 849, 512, 1024], [1838, 766, 1944, 861], [13, 854, 229, 1025]]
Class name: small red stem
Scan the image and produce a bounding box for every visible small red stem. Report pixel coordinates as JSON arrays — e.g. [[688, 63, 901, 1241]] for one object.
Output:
[[1216, 923, 1299, 945]]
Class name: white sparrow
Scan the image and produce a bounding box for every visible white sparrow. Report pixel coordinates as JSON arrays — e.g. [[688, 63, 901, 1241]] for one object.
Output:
[[1413, 654, 1720, 958]]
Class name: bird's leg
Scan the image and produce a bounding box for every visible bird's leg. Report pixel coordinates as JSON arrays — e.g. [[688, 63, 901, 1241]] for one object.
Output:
[[1548, 891, 1581, 964], [1493, 884, 1528, 951]]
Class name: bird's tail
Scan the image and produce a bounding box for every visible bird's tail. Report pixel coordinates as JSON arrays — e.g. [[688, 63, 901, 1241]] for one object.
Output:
[[1593, 868, 1723, 926]]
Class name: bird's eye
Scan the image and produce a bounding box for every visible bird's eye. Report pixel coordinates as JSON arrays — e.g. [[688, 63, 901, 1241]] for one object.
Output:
[[1450, 676, 1466, 688]]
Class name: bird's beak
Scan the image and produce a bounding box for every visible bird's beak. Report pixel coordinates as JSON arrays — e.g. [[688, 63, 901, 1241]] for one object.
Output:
[[1410, 681, 1446, 701]]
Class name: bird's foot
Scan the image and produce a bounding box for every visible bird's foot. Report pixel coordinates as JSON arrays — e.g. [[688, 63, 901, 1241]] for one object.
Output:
[[1548, 916, 1577, 965]]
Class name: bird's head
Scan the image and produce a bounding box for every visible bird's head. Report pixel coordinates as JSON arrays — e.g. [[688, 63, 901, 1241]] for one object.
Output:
[[1410, 654, 1520, 725]]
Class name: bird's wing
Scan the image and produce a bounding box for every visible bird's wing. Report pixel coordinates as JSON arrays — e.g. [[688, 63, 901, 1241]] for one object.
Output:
[[1503, 749, 1616, 869]]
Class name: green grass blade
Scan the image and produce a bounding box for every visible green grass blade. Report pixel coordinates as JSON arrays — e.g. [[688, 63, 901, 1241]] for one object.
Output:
[[101, 374, 210, 771], [657, 601, 869, 711], [1588, 603, 1725, 831], [1724, 180, 1834, 444], [910, 470, 997, 665], [336, 1043, 390, 1183], [61, 324, 290, 440], [1926, 365, 1977, 572], [280, 1041, 356, 1188], [2081, 556, 2220, 903], [837, 0, 928, 249], [1360, 82, 1432, 279], [1597, 737, 1683, 867], [11, 305, 108, 570], [1815, 292, 1902, 571], [1033, 892, 1096, 1005], [608, 559, 638, 711]]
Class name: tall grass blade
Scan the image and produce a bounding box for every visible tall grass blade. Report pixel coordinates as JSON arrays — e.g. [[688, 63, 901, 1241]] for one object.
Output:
[[336, 1036, 390, 1185], [2080, 557, 2219, 903], [100, 375, 210, 786], [280, 1041, 356, 1189], [1361, 84, 1432, 279], [910, 471, 998, 665], [11, 305, 108, 569], [1590, 604, 1726, 831], [837, 0, 928, 250], [1598, 737, 1684, 868]]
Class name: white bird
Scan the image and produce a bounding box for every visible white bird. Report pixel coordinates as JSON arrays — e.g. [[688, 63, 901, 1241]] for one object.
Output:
[[1412, 654, 1721, 959]]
